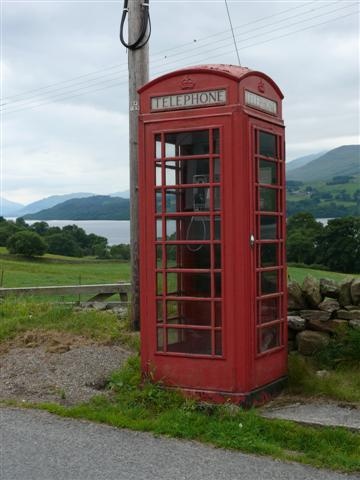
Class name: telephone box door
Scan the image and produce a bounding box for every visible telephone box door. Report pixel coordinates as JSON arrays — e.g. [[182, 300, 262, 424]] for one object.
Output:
[[140, 115, 240, 393]]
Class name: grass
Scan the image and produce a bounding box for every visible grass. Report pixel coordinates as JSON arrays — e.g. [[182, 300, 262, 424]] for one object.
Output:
[[0, 298, 139, 350], [287, 266, 357, 284], [288, 354, 360, 403], [18, 355, 359, 473]]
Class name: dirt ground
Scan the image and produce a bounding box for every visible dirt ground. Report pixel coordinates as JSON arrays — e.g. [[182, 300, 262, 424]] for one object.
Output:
[[0, 331, 131, 405]]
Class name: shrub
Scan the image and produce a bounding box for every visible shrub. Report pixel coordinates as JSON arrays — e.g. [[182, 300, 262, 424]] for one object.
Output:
[[7, 231, 47, 257]]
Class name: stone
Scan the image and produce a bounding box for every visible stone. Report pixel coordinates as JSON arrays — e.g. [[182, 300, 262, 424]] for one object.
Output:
[[296, 331, 330, 356], [316, 370, 330, 378], [320, 278, 340, 298], [338, 278, 353, 307], [287, 316, 306, 331], [287, 329, 296, 340], [318, 298, 339, 314], [337, 309, 360, 321], [344, 305, 360, 311], [350, 278, 360, 305], [302, 276, 322, 307], [300, 310, 331, 322], [349, 319, 360, 330], [308, 318, 347, 334], [92, 302, 108, 311], [287, 280, 307, 310]]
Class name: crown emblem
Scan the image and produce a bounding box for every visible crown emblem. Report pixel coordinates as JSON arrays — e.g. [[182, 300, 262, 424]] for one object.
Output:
[[257, 80, 265, 93], [181, 76, 196, 90]]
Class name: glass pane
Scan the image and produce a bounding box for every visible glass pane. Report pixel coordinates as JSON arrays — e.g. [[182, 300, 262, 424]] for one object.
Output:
[[260, 243, 278, 267], [215, 330, 222, 355], [166, 244, 211, 269], [156, 245, 162, 268], [259, 160, 277, 185], [260, 216, 278, 239], [193, 187, 210, 212], [156, 163, 162, 186], [258, 297, 279, 324], [258, 324, 280, 353], [215, 302, 222, 327], [156, 219, 163, 240], [167, 272, 211, 297], [260, 271, 278, 295], [259, 187, 277, 212], [157, 328, 164, 351], [213, 158, 220, 182], [213, 187, 221, 210], [214, 272, 222, 297], [166, 300, 211, 326], [155, 134, 162, 159], [156, 273, 163, 295], [213, 129, 220, 154], [165, 189, 177, 213], [167, 216, 211, 242], [165, 161, 177, 185], [167, 328, 211, 355], [165, 130, 209, 157], [155, 191, 162, 213], [214, 216, 221, 240], [259, 131, 277, 158], [214, 244, 221, 268], [157, 301, 163, 323]]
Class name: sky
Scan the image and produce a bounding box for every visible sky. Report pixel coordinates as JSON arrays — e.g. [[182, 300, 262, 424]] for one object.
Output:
[[1, 0, 359, 205]]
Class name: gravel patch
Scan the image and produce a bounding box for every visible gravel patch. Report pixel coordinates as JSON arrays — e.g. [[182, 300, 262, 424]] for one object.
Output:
[[0, 334, 131, 404]]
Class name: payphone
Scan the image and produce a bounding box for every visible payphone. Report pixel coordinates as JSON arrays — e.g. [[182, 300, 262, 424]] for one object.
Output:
[[139, 65, 287, 405]]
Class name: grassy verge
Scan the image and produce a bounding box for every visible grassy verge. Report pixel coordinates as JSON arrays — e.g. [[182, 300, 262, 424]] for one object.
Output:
[[15, 355, 359, 473], [0, 298, 138, 350], [287, 266, 357, 283]]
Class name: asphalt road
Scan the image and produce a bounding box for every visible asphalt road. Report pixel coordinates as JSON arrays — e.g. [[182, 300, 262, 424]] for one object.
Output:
[[0, 407, 358, 480]]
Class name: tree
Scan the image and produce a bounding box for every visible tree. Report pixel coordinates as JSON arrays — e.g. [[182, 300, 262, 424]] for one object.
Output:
[[316, 217, 360, 273], [46, 233, 82, 257], [31, 221, 49, 236], [7, 231, 47, 257], [110, 244, 131, 260], [287, 231, 317, 264]]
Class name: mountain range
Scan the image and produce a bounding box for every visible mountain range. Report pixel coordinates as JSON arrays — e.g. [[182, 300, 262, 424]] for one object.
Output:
[[2, 145, 359, 220]]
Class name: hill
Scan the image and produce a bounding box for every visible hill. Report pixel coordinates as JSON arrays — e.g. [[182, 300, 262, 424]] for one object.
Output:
[[286, 152, 324, 172], [0, 197, 24, 216], [287, 145, 359, 182], [23, 195, 130, 220], [17, 192, 95, 216]]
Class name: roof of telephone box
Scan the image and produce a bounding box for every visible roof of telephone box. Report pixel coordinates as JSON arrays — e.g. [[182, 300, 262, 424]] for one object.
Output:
[[138, 64, 283, 98]]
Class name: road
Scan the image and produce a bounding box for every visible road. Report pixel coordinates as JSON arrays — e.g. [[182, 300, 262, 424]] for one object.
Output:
[[0, 407, 358, 480]]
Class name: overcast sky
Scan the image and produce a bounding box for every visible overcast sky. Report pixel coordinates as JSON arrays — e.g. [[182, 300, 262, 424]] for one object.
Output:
[[1, 0, 359, 205]]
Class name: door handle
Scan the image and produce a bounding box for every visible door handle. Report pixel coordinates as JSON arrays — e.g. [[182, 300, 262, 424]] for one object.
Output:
[[250, 234, 255, 248]]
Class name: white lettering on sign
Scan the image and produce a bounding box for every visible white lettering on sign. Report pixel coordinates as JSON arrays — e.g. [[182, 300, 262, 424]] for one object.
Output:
[[245, 90, 277, 115], [151, 89, 227, 111]]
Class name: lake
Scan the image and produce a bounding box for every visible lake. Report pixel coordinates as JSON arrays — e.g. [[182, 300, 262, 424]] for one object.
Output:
[[24, 220, 131, 245], [8, 217, 333, 246]]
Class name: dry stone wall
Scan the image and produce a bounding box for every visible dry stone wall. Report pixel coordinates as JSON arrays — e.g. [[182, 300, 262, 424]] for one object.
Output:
[[287, 276, 360, 356]]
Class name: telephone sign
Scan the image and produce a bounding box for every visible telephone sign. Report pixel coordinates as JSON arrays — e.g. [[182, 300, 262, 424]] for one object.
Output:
[[138, 65, 287, 406]]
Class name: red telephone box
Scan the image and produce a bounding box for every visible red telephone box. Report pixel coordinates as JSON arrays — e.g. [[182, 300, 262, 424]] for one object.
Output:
[[138, 64, 287, 405]]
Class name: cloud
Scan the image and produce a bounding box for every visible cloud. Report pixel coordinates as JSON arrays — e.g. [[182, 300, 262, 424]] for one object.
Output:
[[2, 1, 359, 202]]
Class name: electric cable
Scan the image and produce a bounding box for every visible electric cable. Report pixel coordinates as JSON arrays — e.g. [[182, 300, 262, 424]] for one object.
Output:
[[119, 0, 151, 50]]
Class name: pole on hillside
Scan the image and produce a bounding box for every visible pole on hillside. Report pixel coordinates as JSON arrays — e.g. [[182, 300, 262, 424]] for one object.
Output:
[[125, 0, 150, 330]]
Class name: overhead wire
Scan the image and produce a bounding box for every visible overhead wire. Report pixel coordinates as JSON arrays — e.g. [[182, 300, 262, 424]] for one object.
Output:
[[2, 5, 358, 115], [2, 0, 317, 103], [0, 0, 339, 106]]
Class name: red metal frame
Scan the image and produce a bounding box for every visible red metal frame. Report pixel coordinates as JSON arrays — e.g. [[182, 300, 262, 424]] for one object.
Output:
[[139, 65, 286, 404]]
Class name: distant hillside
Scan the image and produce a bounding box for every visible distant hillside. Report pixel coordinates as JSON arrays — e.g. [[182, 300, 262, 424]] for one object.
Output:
[[287, 145, 360, 182], [23, 195, 130, 221], [0, 197, 24, 216], [17, 192, 95, 216], [111, 190, 130, 199], [286, 152, 324, 172]]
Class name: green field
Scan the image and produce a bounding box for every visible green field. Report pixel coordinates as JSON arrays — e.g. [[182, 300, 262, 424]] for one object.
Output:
[[0, 248, 356, 294]]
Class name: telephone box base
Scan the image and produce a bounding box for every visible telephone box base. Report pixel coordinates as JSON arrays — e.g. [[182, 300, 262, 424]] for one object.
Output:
[[171, 377, 287, 408]]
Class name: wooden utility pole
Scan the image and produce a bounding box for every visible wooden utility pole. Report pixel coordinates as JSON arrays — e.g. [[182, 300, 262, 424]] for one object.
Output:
[[128, 0, 149, 330]]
